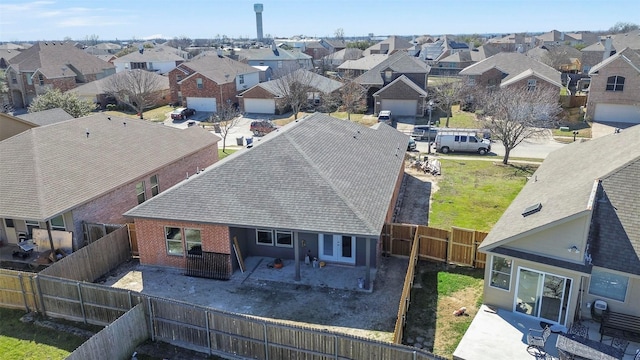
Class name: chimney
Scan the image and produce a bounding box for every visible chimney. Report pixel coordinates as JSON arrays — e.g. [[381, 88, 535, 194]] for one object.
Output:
[[603, 37, 613, 61]]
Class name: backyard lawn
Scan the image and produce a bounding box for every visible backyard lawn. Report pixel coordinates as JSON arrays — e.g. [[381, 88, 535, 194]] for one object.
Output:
[[103, 105, 172, 122]]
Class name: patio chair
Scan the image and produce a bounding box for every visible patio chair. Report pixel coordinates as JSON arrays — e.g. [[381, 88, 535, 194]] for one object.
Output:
[[568, 322, 589, 339], [527, 325, 551, 353], [611, 337, 629, 354]]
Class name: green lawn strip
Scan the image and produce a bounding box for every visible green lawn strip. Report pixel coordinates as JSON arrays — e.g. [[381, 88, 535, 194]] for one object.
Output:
[[429, 159, 537, 231], [218, 149, 236, 159], [0, 308, 93, 360], [104, 105, 172, 122]]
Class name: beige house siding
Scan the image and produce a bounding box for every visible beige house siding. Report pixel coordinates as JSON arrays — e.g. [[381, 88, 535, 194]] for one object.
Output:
[[0, 114, 35, 141], [506, 215, 590, 262], [583, 267, 640, 317]]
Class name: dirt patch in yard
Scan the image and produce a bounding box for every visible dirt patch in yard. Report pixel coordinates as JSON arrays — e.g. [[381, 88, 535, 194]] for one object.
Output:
[[395, 158, 440, 225]]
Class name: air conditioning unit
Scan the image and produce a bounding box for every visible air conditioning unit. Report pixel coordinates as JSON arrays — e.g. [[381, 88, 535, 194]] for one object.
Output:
[[594, 300, 608, 311]]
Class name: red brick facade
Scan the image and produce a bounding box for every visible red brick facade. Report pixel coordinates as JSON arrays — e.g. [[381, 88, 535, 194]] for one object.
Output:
[[168, 67, 238, 109], [585, 55, 640, 121], [135, 218, 230, 269], [70, 144, 219, 249], [239, 85, 287, 114]]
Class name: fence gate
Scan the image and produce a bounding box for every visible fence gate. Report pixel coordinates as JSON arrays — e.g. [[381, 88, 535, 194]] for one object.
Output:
[[185, 251, 231, 280], [449, 227, 476, 267], [127, 223, 138, 257]]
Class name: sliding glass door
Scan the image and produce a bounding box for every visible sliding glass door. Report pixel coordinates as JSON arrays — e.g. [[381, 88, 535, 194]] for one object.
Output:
[[514, 267, 572, 325]]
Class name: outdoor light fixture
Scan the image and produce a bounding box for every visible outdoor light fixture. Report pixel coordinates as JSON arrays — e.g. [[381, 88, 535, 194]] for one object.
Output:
[[567, 245, 580, 253]]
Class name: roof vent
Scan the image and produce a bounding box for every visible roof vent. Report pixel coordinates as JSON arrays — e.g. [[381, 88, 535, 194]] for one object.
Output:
[[522, 202, 542, 217]]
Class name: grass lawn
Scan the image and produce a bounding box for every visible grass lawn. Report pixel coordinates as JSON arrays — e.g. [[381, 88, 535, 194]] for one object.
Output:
[[429, 159, 538, 231], [0, 308, 94, 360], [420, 104, 481, 129], [218, 148, 236, 159], [103, 105, 172, 122]]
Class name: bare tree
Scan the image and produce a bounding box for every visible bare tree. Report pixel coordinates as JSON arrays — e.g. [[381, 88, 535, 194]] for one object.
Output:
[[167, 36, 192, 50], [103, 69, 165, 119], [476, 86, 562, 164], [334, 28, 345, 41], [608, 22, 639, 34], [273, 69, 315, 120], [430, 76, 470, 127], [210, 100, 241, 153], [338, 73, 367, 120]]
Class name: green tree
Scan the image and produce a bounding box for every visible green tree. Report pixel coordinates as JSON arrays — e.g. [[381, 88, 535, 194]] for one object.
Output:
[[347, 40, 375, 50], [28, 89, 93, 118]]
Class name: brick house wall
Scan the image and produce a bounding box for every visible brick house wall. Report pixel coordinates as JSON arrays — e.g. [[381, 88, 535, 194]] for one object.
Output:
[[585, 56, 640, 120], [134, 217, 230, 269], [168, 67, 239, 109], [70, 144, 219, 249], [238, 86, 287, 114], [505, 76, 561, 92]]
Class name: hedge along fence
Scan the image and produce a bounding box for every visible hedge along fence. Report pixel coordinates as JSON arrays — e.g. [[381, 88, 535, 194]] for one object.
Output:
[[39, 225, 130, 282], [67, 303, 149, 360]]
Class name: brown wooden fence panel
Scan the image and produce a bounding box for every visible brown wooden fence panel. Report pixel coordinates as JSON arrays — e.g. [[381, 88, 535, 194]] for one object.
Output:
[[37, 275, 85, 323], [393, 229, 419, 344], [128, 223, 139, 257], [40, 225, 130, 282], [388, 223, 416, 256], [449, 227, 476, 267], [67, 303, 149, 360], [416, 226, 449, 262], [474, 231, 489, 269], [209, 312, 267, 359], [265, 323, 335, 360], [0, 269, 38, 311]]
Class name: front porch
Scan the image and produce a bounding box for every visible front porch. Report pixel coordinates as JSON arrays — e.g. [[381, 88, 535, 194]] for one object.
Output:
[[454, 305, 640, 360]]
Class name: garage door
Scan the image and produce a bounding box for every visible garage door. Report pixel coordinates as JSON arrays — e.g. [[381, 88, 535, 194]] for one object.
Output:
[[244, 98, 275, 114], [594, 103, 640, 123], [380, 99, 418, 116], [187, 97, 217, 112]]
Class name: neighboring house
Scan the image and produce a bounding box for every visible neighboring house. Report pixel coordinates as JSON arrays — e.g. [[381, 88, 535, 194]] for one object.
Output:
[[0, 49, 20, 69], [0, 108, 73, 141], [434, 44, 501, 76], [487, 33, 539, 52], [319, 39, 347, 53], [84, 42, 122, 56], [66, 71, 170, 109], [95, 54, 117, 64], [526, 44, 583, 73], [5, 41, 116, 109], [337, 54, 389, 77], [233, 45, 313, 76], [535, 30, 581, 46], [321, 48, 363, 69], [417, 35, 470, 65], [478, 125, 640, 332], [303, 41, 330, 60], [113, 46, 185, 74], [372, 75, 428, 116], [362, 36, 413, 56], [238, 69, 343, 114], [459, 52, 562, 92], [586, 48, 640, 123], [581, 30, 640, 74], [0, 113, 220, 249], [125, 113, 408, 287], [168, 52, 260, 111], [354, 51, 431, 112]]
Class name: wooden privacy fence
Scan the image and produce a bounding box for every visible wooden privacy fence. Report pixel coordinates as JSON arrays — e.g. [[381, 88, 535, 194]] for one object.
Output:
[[0, 269, 38, 311], [381, 223, 488, 269], [393, 229, 420, 344]]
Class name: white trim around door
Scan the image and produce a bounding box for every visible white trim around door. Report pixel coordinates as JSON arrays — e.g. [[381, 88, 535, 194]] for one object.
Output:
[[318, 234, 356, 264]]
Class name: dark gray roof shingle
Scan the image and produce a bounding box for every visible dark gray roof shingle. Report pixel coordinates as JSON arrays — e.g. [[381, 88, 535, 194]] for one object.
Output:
[[126, 113, 408, 237], [16, 108, 74, 126]]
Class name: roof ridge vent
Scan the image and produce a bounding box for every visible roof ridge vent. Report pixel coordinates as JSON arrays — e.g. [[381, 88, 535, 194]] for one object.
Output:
[[522, 202, 542, 217]]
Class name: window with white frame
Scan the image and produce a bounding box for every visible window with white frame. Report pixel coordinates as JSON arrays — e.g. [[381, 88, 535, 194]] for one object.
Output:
[[136, 181, 146, 204], [589, 269, 628, 302], [606, 76, 624, 92], [239, 74, 244, 84], [256, 229, 274, 245], [165, 227, 183, 256], [26, 72, 33, 85], [196, 78, 203, 89], [150, 175, 159, 197], [38, 74, 44, 86], [527, 79, 537, 91], [176, 75, 182, 83], [49, 215, 65, 231], [276, 231, 293, 248], [185, 228, 202, 254], [490, 255, 512, 290]]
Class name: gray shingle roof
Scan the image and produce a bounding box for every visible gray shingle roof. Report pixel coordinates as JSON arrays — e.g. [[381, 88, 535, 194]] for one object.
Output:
[[8, 41, 114, 75], [373, 75, 428, 97], [240, 69, 343, 97], [16, 108, 73, 126], [0, 114, 219, 221], [355, 51, 430, 86], [337, 54, 389, 71], [236, 47, 312, 62], [126, 113, 409, 237], [363, 36, 413, 56], [479, 125, 640, 262], [175, 54, 259, 84], [113, 46, 185, 62], [459, 52, 561, 86], [589, 48, 640, 75], [67, 71, 170, 97]]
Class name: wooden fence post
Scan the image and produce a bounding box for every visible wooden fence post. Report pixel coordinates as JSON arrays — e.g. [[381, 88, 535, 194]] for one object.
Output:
[[263, 323, 269, 360], [18, 273, 29, 312], [34, 275, 46, 315], [147, 297, 154, 342], [205, 310, 212, 355], [77, 282, 87, 324]]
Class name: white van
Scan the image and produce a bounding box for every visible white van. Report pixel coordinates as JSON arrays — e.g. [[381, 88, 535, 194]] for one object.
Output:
[[377, 110, 392, 125], [434, 130, 491, 155]]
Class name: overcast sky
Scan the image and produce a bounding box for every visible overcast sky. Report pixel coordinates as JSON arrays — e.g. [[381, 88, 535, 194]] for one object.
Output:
[[0, 0, 637, 42]]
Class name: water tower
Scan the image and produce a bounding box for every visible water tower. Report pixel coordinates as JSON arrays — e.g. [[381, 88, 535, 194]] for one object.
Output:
[[254, 3, 264, 42]]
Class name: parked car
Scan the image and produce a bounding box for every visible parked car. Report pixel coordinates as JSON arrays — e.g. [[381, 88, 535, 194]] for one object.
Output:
[[435, 130, 491, 155], [412, 125, 439, 141], [407, 138, 417, 151], [377, 110, 392, 125], [171, 107, 196, 120], [250, 120, 278, 136]]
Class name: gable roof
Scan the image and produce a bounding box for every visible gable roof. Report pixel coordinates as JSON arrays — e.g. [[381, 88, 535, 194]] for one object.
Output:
[[16, 108, 74, 126], [499, 68, 562, 88], [459, 52, 561, 86], [177, 53, 259, 84], [536, 30, 579, 43], [373, 75, 428, 97], [240, 69, 343, 97], [589, 47, 640, 75], [363, 36, 413, 56], [438, 45, 501, 63], [323, 48, 363, 62], [355, 51, 430, 86], [479, 124, 640, 254], [338, 54, 389, 71], [67, 70, 170, 97], [7, 41, 114, 75], [113, 46, 184, 62], [126, 113, 408, 237], [236, 47, 312, 62], [0, 114, 219, 221]]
